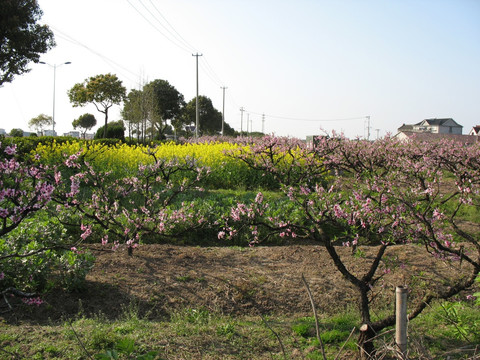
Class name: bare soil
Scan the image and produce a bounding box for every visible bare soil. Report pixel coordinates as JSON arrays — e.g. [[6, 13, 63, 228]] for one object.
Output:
[[2, 243, 474, 325]]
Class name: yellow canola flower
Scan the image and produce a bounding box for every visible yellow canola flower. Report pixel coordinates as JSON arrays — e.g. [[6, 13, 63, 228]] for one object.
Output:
[[152, 141, 243, 166], [34, 141, 245, 176], [32, 140, 299, 189]]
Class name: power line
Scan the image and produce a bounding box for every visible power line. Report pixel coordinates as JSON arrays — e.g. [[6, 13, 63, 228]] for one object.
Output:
[[137, 0, 197, 53], [127, 1, 226, 92], [146, 0, 198, 53], [247, 111, 368, 122], [200, 55, 224, 87], [56, 0, 230, 114], [126, 0, 193, 54], [199, 62, 222, 88], [126, 1, 226, 91], [49, 22, 366, 134], [48, 25, 140, 85]]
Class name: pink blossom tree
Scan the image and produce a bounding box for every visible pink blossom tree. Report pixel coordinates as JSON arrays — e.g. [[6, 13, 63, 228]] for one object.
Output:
[[0, 142, 85, 307], [223, 135, 480, 357], [50, 148, 210, 255], [0, 143, 55, 237]]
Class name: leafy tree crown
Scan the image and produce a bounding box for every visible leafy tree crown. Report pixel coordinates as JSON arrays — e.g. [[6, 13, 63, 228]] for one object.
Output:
[[0, 0, 55, 85]]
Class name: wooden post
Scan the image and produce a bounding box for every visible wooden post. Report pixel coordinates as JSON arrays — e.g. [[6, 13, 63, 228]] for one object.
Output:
[[395, 286, 408, 359]]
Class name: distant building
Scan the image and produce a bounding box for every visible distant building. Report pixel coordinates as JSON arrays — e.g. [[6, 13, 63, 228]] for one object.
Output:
[[44, 129, 57, 136], [395, 132, 478, 144], [64, 131, 80, 138], [306, 135, 317, 148], [397, 124, 414, 132], [469, 125, 480, 136], [0, 129, 6, 135], [394, 118, 480, 143], [397, 118, 463, 135], [306, 135, 329, 148]]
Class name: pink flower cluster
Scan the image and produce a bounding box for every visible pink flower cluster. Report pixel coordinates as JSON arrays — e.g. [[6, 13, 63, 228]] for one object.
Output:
[[22, 297, 44, 306], [1, 146, 58, 237], [80, 223, 92, 240], [223, 135, 480, 294], [48, 149, 211, 255]]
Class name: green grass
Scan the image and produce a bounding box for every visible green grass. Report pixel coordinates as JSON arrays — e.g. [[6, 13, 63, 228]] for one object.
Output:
[[291, 309, 359, 358], [408, 300, 480, 356], [457, 203, 480, 225], [1, 300, 479, 359]]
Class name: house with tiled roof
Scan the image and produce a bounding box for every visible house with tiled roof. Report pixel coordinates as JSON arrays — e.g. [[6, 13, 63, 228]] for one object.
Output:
[[395, 131, 478, 144], [397, 124, 414, 132], [402, 118, 463, 134], [395, 118, 479, 143], [469, 125, 480, 136]]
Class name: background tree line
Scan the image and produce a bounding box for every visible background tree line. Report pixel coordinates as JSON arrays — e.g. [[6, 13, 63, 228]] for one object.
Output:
[[121, 78, 236, 141], [2, 2, 236, 141], [23, 74, 237, 140]]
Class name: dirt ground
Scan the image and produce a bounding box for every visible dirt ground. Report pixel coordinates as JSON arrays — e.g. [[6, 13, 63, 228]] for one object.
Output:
[[2, 242, 476, 325]]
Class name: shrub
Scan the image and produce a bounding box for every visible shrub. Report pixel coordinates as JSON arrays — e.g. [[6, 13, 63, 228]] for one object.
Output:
[[0, 213, 95, 293], [95, 120, 125, 140]]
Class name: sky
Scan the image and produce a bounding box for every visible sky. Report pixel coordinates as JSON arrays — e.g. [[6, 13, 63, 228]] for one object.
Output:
[[1, 0, 479, 139]]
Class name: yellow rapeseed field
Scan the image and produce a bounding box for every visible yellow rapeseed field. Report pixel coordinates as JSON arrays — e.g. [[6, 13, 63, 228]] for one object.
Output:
[[33, 140, 265, 189]]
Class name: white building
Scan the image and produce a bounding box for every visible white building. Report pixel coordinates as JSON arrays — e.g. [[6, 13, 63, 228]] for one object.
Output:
[[44, 129, 57, 136], [64, 131, 80, 138], [469, 125, 480, 136], [398, 118, 463, 135]]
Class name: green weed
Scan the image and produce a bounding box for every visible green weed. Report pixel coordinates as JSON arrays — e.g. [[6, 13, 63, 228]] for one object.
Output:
[[1, 302, 478, 359]]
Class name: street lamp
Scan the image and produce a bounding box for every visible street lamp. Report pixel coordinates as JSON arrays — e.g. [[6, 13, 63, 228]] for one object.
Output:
[[39, 61, 71, 134]]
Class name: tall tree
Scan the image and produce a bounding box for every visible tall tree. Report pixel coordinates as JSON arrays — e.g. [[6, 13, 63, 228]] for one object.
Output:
[[122, 89, 148, 142], [222, 121, 236, 136], [68, 73, 126, 138], [72, 113, 96, 139], [28, 113, 52, 135], [183, 96, 233, 136], [0, 0, 55, 86], [143, 79, 184, 139]]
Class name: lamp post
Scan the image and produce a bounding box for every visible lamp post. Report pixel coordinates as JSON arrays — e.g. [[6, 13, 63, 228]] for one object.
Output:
[[39, 61, 71, 134]]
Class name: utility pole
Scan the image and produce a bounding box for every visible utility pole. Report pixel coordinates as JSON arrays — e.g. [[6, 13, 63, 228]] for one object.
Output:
[[262, 113, 265, 134], [367, 116, 371, 141], [364, 116, 371, 141], [192, 53, 203, 138], [240, 107, 245, 135], [375, 128, 380, 140], [220, 86, 227, 136]]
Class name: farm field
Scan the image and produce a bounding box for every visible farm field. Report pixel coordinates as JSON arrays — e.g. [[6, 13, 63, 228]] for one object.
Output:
[[1, 243, 479, 359], [1, 136, 480, 359]]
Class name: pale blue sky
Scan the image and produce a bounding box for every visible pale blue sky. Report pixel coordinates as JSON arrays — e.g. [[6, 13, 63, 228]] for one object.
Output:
[[1, 0, 479, 139]]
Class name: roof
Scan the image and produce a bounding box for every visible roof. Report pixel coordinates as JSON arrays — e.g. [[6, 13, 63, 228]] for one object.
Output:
[[420, 118, 462, 127], [396, 131, 478, 144], [471, 125, 480, 135], [397, 124, 414, 131]]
